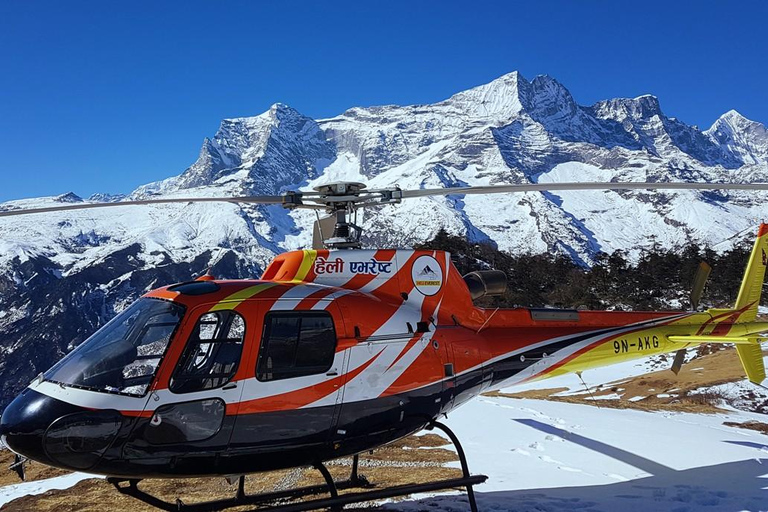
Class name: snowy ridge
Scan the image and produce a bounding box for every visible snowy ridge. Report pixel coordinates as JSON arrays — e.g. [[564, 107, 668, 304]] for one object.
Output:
[[1, 71, 768, 409]]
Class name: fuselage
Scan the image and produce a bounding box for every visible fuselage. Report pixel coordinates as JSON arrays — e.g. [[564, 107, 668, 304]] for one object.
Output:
[[1, 248, 762, 478]]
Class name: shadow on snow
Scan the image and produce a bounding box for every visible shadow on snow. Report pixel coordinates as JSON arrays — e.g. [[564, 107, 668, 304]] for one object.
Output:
[[382, 419, 768, 512]]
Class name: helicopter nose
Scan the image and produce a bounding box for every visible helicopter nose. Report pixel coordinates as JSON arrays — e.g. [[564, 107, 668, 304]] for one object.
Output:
[[1, 388, 122, 471], [0, 388, 62, 465]]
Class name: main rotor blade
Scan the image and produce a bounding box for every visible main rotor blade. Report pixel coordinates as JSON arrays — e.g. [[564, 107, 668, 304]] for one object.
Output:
[[399, 181, 768, 199], [0, 195, 285, 218]]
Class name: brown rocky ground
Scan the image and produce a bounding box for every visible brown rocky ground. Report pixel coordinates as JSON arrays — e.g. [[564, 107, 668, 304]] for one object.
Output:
[[0, 450, 69, 488]]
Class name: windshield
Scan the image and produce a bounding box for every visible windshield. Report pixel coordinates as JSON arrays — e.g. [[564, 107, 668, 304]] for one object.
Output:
[[45, 298, 185, 396]]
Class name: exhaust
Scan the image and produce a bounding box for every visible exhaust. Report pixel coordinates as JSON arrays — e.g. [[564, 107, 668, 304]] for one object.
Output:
[[463, 270, 508, 300]]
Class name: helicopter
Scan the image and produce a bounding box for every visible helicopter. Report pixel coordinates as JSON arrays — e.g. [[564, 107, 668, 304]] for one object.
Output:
[[1, 180, 768, 512]]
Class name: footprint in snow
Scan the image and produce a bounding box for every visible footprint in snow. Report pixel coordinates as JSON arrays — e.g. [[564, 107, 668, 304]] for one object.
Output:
[[537, 454, 584, 473], [528, 442, 545, 451], [519, 407, 549, 418], [545, 434, 564, 442], [511, 448, 531, 456]]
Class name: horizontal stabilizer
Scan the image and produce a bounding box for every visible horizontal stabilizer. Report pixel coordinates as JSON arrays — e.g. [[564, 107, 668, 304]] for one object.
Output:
[[668, 335, 755, 345], [669, 336, 766, 384]]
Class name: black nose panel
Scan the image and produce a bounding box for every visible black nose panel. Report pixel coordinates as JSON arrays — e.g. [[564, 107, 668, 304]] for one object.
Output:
[[0, 388, 90, 467], [44, 410, 122, 470]]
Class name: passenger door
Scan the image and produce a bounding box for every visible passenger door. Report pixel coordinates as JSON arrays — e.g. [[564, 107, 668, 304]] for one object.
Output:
[[228, 303, 345, 453]]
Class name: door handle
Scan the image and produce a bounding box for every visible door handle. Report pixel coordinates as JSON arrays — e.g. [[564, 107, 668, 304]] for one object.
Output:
[[222, 382, 238, 390], [326, 370, 338, 377]]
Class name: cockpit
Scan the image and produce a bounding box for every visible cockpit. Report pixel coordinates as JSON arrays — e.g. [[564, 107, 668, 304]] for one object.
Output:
[[43, 298, 185, 396]]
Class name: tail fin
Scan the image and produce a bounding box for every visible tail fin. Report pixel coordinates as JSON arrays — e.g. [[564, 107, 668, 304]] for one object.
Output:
[[736, 340, 766, 384], [734, 224, 768, 383], [734, 223, 768, 323]]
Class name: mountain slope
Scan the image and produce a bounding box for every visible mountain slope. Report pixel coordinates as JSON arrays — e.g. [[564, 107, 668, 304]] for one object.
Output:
[[1, 71, 768, 409]]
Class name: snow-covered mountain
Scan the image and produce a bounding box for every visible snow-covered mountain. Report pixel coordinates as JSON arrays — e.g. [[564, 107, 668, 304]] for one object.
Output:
[[1, 71, 768, 409]]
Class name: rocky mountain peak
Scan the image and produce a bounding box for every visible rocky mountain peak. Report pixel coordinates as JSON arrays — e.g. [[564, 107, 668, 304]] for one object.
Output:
[[707, 109, 766, 135], [55, 192, 83, 203], [444, 71, 530, 123], [706, 109, 768, 166], [590, 94, 663, 122], [162, 103, 333, 194], [719, 109, 749, 123], [528, 75, 577, 112]]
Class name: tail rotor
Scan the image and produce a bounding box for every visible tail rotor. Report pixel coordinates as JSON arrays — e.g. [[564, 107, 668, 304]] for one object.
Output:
[[671, 261, 713, 375]]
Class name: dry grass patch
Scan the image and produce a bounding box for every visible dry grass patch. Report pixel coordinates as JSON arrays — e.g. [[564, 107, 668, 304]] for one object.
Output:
[[0, 449, 70, 488], [722, 420, 768, 435]]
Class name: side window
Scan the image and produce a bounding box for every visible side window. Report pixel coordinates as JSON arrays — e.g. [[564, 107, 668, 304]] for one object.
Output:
[[170, 310, 245, 393], [256, 312, 337, 382]]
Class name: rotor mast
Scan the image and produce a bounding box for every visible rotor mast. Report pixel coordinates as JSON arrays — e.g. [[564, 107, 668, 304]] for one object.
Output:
[[282, 182, 402, 249]]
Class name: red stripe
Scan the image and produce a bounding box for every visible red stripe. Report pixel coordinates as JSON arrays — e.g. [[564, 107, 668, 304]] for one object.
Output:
[[696, 302, 754, 335], [234, 350, 383, 414]]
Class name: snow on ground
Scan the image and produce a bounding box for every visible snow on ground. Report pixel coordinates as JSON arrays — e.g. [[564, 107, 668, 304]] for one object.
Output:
[[0, 472, 100, 508], [387, 396, 768, 512]]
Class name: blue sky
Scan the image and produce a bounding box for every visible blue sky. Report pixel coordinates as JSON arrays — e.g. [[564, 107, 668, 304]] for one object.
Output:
[[0, 1, 766, 202]]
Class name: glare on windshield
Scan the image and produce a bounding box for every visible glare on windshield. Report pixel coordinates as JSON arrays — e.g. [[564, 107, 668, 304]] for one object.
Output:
[[45, 298, 185, 396]]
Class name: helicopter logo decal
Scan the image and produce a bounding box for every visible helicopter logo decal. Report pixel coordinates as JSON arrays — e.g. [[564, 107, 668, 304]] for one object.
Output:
[[412, 255, 443, 296], [314, 256, 393, 276]]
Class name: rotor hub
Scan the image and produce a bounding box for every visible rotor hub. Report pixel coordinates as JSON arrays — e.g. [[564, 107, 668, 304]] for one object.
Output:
[[283, 182, 402, 250], [312, 182, 367, 196]]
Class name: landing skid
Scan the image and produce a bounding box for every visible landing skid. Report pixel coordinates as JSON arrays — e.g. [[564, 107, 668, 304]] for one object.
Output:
[[108, 421, 487, 512]]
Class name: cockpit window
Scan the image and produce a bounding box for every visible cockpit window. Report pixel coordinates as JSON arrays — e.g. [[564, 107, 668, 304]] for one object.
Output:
[[169, 310, 245, 393], [45, 298, 185, 397]]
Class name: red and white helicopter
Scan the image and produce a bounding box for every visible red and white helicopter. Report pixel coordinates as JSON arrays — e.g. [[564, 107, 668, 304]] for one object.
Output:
[[1, 181, 768, 512]]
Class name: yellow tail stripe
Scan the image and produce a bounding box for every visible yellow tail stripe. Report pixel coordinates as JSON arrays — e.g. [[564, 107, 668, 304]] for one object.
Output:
[[668, 335, 753, 345], [293, 250, 317, 282]]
